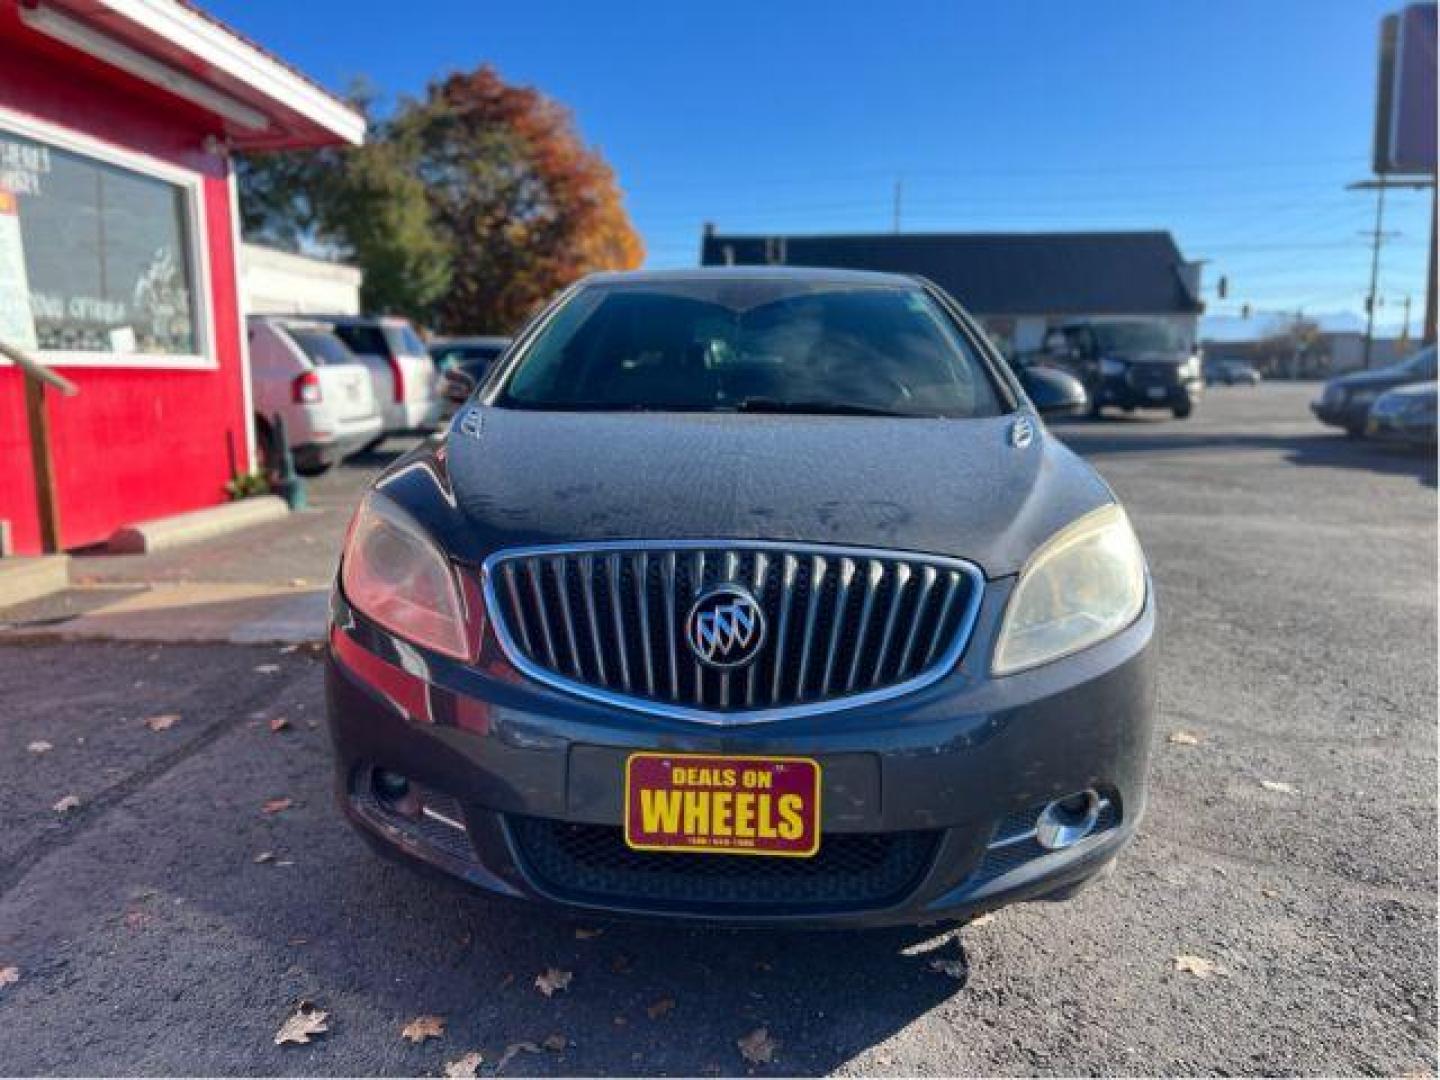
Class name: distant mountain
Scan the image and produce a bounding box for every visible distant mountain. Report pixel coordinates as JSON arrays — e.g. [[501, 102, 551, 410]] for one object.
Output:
[[1201, 309, 1409, 343]]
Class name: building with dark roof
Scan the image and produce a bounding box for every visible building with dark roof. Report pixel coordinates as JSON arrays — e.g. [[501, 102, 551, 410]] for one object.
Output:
[[699, 228, 1204, 357]]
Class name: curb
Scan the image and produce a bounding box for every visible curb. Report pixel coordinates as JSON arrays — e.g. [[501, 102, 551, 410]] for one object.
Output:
[[108, 497, 290, 554], [0, 555, 71, 609]]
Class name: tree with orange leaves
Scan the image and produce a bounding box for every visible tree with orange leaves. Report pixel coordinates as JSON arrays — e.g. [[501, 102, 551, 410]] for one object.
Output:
[[239, 66, 642, 332]]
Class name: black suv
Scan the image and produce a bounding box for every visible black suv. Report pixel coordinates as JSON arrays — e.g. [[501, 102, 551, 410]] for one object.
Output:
[[1044, 320, 1203, 419]]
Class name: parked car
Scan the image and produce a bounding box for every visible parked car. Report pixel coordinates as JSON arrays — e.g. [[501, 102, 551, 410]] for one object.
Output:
[[1043, 320, 1203, 418], [323, 316, 439, 438], [246, 315, 383, 475], [1366, 380, 1437, 447], [430, 336, 512, 420], [1312, 345, 1437, 437], [327, 268, 1156, 929], [1204, 357, 1261, 386]]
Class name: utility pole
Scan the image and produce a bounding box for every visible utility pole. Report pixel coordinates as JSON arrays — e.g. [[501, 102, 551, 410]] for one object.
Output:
[[1349, 176, 1436, 361], [1401, 294, 1412, 344], [1362, 181, 1387, 369], [892, 177, 903, 234]]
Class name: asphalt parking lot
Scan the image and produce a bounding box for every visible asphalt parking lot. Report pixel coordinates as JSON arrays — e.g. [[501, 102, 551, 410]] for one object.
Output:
[[0, 382, 1434, 1076]]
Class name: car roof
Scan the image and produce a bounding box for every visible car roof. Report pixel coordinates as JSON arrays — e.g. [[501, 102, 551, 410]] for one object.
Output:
[[432, 336, 511, 347], [579, 266, 921, 289]]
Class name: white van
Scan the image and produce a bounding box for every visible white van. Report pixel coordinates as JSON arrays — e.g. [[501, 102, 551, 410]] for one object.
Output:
[[247, 316, 383, 474]]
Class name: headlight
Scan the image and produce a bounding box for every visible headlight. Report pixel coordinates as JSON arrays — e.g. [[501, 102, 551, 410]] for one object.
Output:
[[993, 504, 1147, 675], [1099, 357, 1127, 377], [340, 491, 474, 659], [1180, 355, 1201, 378]]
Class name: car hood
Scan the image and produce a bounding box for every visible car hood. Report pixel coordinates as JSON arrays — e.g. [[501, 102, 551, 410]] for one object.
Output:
[[1328, 365, 1418, 391], [391, 407, 1116, 579]]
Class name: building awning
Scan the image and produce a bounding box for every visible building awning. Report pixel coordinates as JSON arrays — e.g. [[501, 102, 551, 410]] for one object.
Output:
[[11, 0, 364, 150]]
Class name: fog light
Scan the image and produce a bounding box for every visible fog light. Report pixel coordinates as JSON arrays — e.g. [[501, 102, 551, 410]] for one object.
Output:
[[1035, 789, 1101, 850], [373, 769, 411, 802]]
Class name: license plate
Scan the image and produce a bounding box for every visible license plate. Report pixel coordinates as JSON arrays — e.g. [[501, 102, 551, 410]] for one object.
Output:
[[624, 753, 820, 857], [1146, 387, 1168, 399]]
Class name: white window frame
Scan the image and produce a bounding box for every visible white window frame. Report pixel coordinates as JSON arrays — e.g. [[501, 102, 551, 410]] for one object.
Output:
[[0, 103, 217, 371]]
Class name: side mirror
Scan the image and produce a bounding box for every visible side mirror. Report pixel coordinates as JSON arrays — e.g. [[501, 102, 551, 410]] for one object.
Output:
[[1018, 365, 1088, 416], [442, 369, 478, 404]]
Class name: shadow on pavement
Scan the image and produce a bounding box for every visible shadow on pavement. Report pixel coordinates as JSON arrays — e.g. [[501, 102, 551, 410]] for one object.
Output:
[[1053, 424, 1437, 488]]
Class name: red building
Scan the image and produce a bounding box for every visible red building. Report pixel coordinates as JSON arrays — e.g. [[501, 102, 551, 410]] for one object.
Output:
[[0, 0, 362, 555]]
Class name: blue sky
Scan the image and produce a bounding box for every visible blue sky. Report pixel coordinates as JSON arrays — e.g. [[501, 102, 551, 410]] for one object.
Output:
[[210, 0, 1432, 331]]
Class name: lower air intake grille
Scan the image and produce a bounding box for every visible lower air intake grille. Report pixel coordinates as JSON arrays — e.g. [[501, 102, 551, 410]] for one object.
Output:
[[508, 818, 939, 912]]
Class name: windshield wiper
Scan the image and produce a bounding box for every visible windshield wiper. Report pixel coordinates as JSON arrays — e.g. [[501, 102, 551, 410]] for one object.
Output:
[[730, 396, 917, 418]]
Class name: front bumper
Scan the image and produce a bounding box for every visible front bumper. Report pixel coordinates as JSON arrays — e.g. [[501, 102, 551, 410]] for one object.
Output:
[[1311, 398, 1372, 431], [1095, 373, 1200, 410], [1366, 411, 1437, 445], [325, 579, 1158, 927]]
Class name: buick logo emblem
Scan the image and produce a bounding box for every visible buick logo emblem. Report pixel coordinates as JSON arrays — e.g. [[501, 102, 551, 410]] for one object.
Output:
[[686, 585, 766, 668]]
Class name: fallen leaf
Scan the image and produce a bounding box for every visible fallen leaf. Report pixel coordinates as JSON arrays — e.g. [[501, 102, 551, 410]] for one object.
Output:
[[26, 740, 52, 754], [262, 798, 293, 815], [0, 966, 18, 989], [1260, 780, 1296, 794], [255, 664, 281, 675], [1260, 887, 1278, 899], [534, 967, 572, 997], [574, 927, 603, 940], [268, 717, 292, 733], [494, 1041, 541, 1073], [274, 1001, 329, 1045], [929, 958, 968, 980], [1169, 730, 1200, 746], [123, 910, 151, 930], [52, 794, 81, 814], [968, 912, 996, 928], [400, 1014, 445, 1043], [144, 713, 179, 732], [542, 1033, 567, 1052], [442, 1051, 484, 1078], [738, 1027, 778, 1065], [646, 997, 675, 1020], [253, 851, 275, 864], [1174, 954, 1228, 979]]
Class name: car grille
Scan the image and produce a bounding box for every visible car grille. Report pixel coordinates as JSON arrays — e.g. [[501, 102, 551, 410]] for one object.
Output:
[[508, 817, 939, 911], [482, 541, 983, 721], [1126, 362, 1181, 389]]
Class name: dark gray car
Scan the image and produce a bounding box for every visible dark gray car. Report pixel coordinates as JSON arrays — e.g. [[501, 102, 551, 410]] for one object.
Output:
[[325, 269, 1157, 928]]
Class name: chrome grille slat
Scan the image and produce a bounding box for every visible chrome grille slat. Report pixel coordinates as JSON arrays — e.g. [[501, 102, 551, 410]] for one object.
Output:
[[525, 558, 559, 670], [871, 562, 912, 687], [632, 552, 656, 696], [483, 541, 983, 725], [553, 557, 583, 678], [606, 553, 632, 692], [845, 560, 886, 692], [820, 557, 857, 697], [770, 554, 800, 704]]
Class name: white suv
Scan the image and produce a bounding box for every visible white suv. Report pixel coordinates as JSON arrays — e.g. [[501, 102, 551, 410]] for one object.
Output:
[[247, 316, 383, 475], [325, 316, 440, 436]]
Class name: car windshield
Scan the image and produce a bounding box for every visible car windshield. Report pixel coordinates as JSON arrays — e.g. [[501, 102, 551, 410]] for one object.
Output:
[[283, 327, 357, 367], [496, 279, 1003, 418], [1087, 321, 1187, 353], [1405, 346, 1437, 379]]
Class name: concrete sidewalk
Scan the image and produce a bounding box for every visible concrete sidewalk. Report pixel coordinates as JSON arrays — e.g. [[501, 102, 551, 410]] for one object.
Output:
[[1, 582, 328, 646]]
